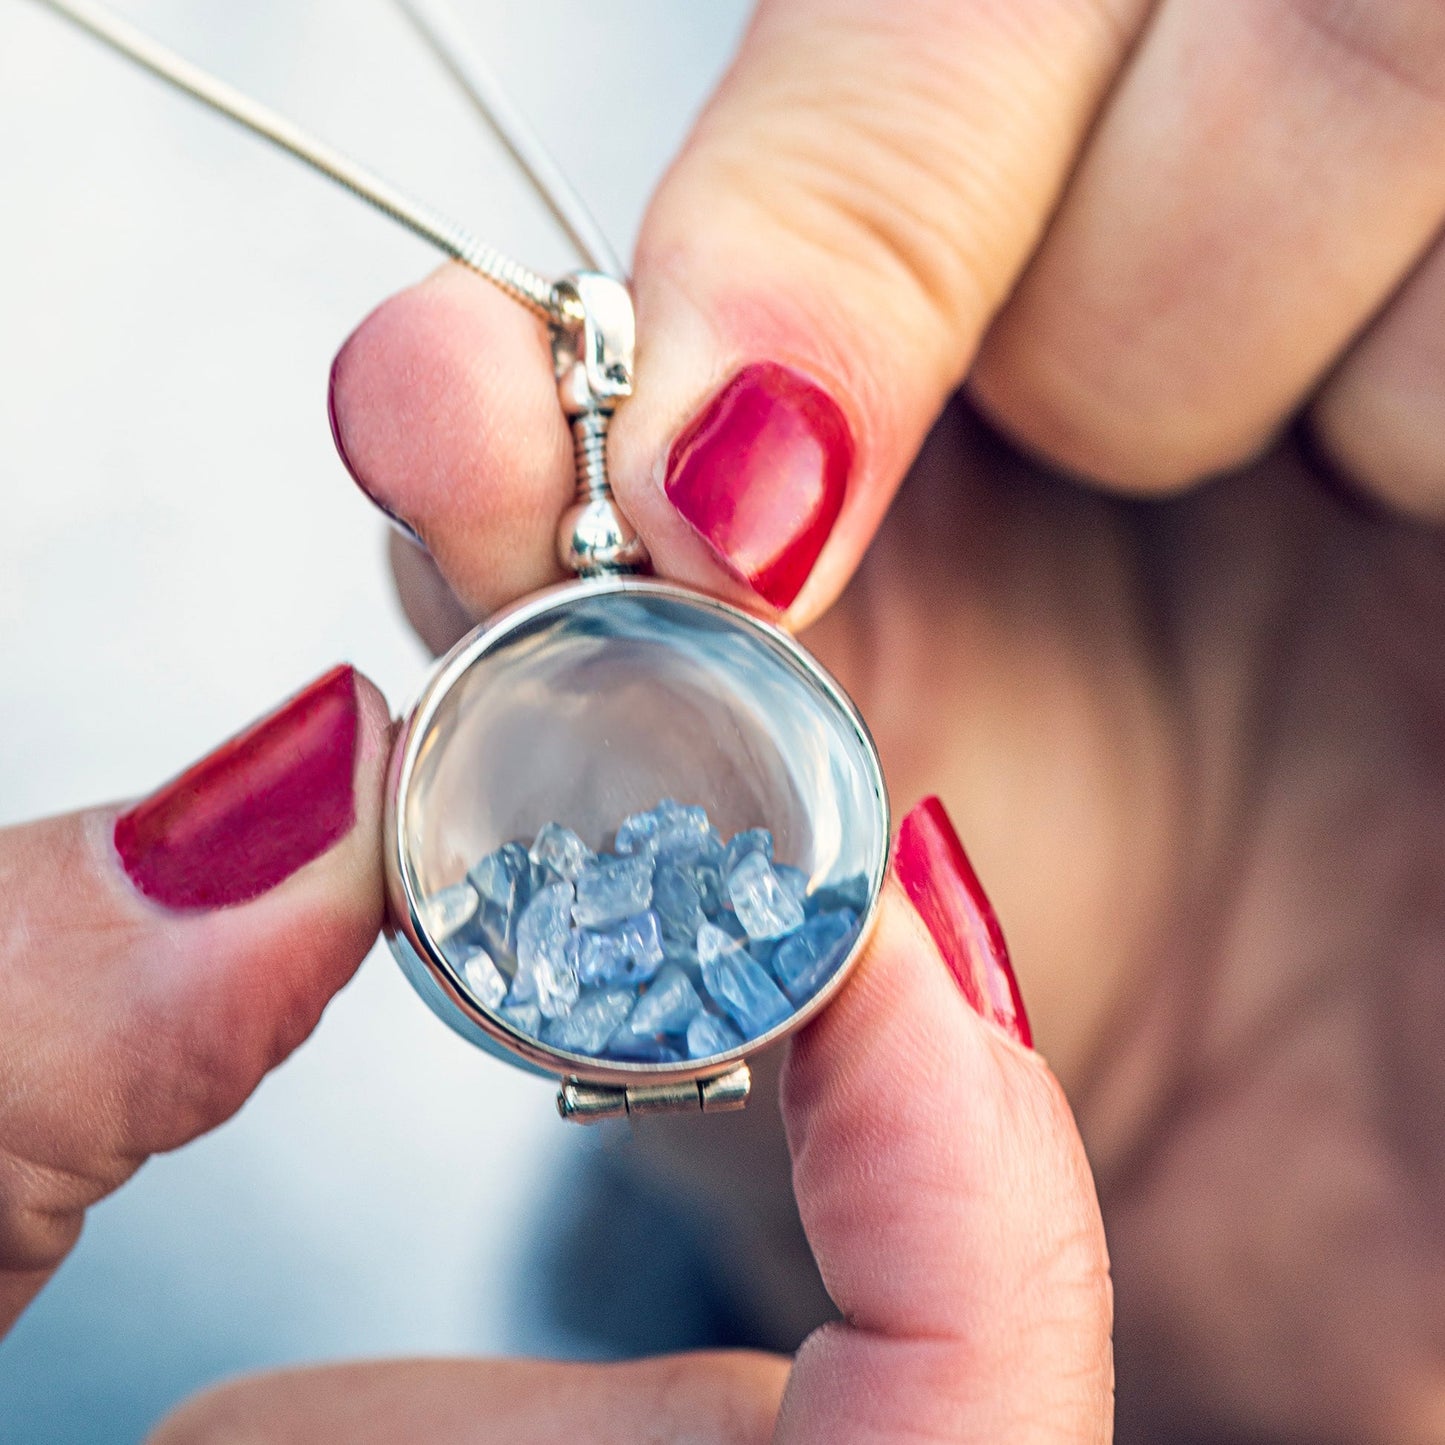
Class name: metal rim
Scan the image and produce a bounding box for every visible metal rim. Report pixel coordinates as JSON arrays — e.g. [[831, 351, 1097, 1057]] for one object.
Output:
[[383, 575, 891, 1087]]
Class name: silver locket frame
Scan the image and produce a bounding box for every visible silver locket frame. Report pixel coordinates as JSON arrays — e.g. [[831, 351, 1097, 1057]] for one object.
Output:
[[383, 575, 891, 1120]]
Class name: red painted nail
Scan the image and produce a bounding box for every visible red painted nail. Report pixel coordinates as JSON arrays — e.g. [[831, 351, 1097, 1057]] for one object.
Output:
[[664, 362, 853, 609], [892, 797, 1032, 1047], [328, 344, 423, 546], [115, 666, 360, 912]]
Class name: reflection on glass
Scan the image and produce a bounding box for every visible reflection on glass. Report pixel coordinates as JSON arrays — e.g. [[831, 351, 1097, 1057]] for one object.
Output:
[[401, 589, 887, 1067]]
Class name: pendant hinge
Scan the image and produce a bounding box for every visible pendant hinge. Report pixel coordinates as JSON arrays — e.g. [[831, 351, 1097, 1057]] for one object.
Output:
[[557, 1063, 752, 1123], [550, 271, 649, 577]]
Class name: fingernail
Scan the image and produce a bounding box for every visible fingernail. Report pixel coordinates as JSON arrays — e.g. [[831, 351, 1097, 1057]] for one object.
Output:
[[664, 362, 853, 609], [892, 797, 1032, 1047], [115, 665, 360, 912], [328, 346, 424, 547]]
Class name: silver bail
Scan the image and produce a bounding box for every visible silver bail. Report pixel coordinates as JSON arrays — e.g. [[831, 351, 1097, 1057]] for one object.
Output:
[[552, 271, 649, 576]]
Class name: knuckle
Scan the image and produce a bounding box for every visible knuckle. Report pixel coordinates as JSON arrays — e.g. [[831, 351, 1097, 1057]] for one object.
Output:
[[695, 24, 1064, 357], [135, 1025, 253, 1146], [102, 970, 300, 1167], [743, 116, 995, 344], [716, 94, 999, 354]]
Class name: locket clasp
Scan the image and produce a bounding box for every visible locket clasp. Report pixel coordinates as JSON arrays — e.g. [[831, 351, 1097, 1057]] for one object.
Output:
[[550, 271, 649, 577]]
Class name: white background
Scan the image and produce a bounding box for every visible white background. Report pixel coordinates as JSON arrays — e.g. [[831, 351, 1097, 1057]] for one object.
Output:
[[0, 2, 748, 1438]]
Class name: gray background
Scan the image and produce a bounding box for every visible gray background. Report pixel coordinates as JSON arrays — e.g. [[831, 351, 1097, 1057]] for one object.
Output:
[[0, 2, 749, 1438]]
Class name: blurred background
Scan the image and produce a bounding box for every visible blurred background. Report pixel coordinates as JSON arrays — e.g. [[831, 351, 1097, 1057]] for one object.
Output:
[[0, 2, 750, 1438]]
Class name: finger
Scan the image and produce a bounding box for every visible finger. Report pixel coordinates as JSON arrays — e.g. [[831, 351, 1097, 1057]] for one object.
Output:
[[777, 797, 1113, 1442], [0, 665, 389, 1333], [330, 0, 1153, 623], [1311, 229, 1445, 517], [328, 268, 573, 617], [973, 0, 1445, 492], [150, 1354, 788, 1445], [387, 530, 473, 657]]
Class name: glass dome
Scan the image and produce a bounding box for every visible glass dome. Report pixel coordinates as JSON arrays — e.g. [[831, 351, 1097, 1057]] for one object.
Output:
[[388, 579, 889, 1079]]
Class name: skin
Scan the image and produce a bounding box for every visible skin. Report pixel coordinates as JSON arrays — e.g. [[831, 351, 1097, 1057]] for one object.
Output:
[[7, 0, 1444, 1439], [0, 676, 393, 1332], [821, 410, 1445, 1443]]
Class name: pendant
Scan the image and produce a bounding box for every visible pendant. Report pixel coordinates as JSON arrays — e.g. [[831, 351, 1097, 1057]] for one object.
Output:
[[381, 275, 890, 1120]]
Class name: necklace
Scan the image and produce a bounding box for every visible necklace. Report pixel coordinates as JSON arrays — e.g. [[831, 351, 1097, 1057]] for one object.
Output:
[[31, 0, 890, 1122]]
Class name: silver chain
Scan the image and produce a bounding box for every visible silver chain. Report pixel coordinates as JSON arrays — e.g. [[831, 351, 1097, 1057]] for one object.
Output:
[[27, 0, 648, 574], [393, 0, 625, 281], [26, 0, 583, 325]]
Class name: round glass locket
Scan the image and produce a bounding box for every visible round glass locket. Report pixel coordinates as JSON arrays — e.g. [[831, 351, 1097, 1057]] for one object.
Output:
[[383, 576, 890, 1118]]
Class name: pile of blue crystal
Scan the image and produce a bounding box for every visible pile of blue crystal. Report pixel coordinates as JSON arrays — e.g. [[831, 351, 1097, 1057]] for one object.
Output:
[[419, 799, 868, 1064]]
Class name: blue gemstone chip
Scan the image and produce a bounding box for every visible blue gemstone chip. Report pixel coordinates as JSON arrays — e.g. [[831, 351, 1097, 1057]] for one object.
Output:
[[572, 853, 654, 929], [771, 909, 859, 1003], [727, 851, 806, 941], [422, 804, 869, 1064]]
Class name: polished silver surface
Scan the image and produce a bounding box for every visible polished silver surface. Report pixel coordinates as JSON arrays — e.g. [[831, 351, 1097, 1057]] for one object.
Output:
[[553, 272, 635, 409], [393, 0, 626, 279], [384, 578, 891, 1109], [555, 1066, 750, 1122], [556, 412, 649, 576], [28, 0, 565, 322], [551, 271, 649, 575]]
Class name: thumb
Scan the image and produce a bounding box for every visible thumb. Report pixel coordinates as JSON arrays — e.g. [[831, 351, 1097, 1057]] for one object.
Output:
[[0, 665, 390, 1334], [327, 0, 1142, 625], [778, 796, 1113, 1442]]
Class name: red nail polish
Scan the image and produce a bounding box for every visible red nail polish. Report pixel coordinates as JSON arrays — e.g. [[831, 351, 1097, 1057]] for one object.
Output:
[[328, 345, 423, 546], [892, 797, 1032, 1047], [664, 362, 853, 609], [115, 666, 360, 912]]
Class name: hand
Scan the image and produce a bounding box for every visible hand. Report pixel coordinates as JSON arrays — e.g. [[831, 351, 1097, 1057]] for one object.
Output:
[[0, 666, 390, 1336], [328, 0, 1445, 629], [153, 807, 1112, 1444], [324, 1, 1445, 1440]]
